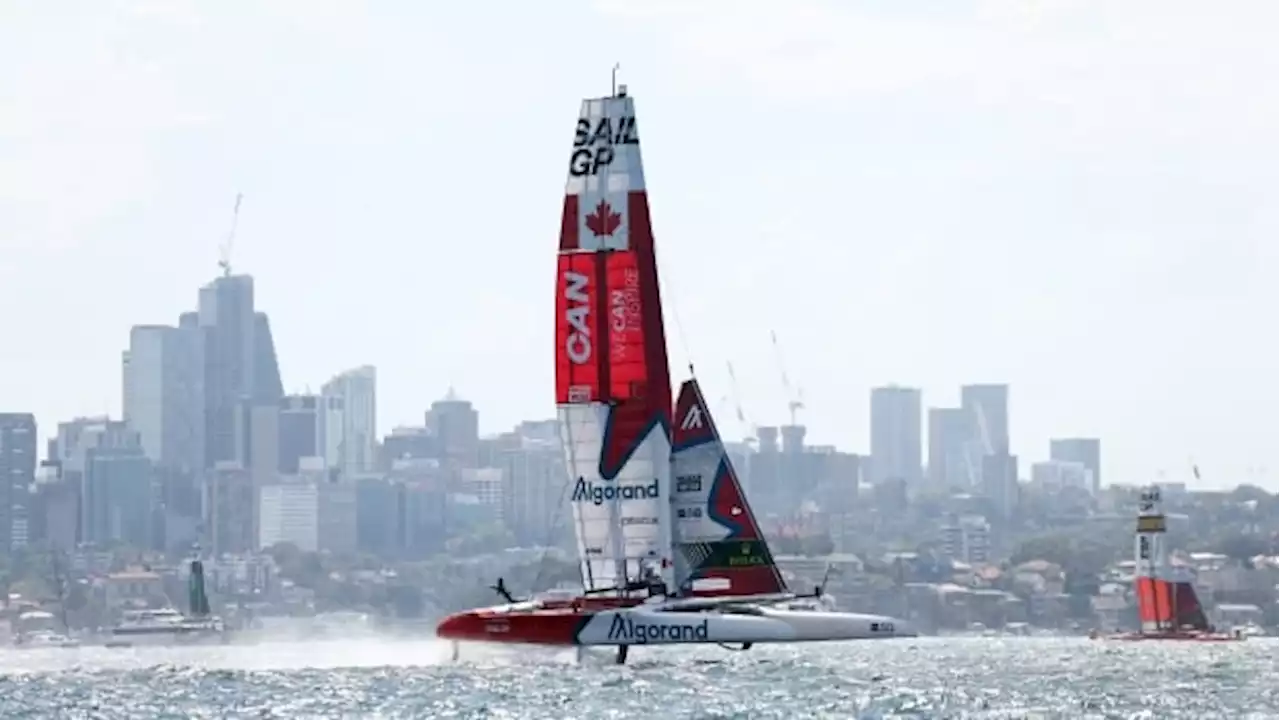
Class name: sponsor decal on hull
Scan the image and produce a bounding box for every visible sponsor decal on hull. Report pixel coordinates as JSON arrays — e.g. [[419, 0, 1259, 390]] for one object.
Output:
[[607, 614, 709, 644], [571, 477, 659, 505]]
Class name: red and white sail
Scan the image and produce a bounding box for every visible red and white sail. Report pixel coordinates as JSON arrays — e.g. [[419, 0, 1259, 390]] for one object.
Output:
[[555, 88, 674, 593], [1133, 486, 1211, 633], [669, 378, 788, 598]]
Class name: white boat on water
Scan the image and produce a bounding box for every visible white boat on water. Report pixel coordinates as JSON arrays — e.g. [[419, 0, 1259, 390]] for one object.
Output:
[[105, 553, 229, 648], [14, 628, 80, 649], [12, 610, 80, 649], [105, 608, 227, 647]]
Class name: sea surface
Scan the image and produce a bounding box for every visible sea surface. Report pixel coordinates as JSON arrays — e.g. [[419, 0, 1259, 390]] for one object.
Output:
[[0, 635, 1274, 719]]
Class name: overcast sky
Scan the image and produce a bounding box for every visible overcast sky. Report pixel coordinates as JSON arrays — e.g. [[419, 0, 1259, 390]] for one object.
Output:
[[1, 0, 1275, 490]]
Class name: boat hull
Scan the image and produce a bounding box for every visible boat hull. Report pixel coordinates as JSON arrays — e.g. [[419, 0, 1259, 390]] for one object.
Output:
[[436, 604, 915, 646], [1091, 631, 1245, 643], [105, 630, 230, 648]]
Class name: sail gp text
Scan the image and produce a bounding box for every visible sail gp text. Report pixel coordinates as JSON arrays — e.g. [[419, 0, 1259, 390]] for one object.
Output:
[[569, 116, 639, 177], [572, 477, 659, 505], [607, 614, 709, 644]]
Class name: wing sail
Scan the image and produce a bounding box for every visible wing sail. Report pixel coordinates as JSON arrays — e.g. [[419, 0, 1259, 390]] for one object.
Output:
[[555, 90, 673, 593], [669, 378, 787, 598]]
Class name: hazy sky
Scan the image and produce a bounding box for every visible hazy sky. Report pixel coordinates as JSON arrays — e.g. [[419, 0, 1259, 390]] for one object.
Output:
[[1, 0, 1275, 490]]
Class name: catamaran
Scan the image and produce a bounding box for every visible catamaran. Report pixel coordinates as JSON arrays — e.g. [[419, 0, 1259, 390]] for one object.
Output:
[[1092, 486, 1243, 642], [436, 82, 915, 664]]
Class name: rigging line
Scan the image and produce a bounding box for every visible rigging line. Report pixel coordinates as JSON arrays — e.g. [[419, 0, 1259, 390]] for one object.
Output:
[[653, 226, 697, 379], [530, 443, 577, 593]]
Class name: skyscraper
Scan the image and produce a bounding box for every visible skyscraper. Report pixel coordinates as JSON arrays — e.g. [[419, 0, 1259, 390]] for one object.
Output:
[[427, 389, 479, 469], [0, 413, 37, 556], [927, 407, 971, 490], [1050, 438, 1102, 493], [122, 322, 204, 472], [197, 275, 283, 469], [869, 386, 922, 487], [278, 394, 322, 474], [321, 365, 377, 478]]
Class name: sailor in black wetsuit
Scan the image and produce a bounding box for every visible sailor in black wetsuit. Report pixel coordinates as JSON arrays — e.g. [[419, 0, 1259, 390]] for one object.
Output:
[[641, 563, 669, 598], [489, 577, 515, 603]]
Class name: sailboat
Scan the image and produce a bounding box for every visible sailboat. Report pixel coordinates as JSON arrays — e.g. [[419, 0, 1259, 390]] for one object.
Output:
[[1093, 486, 1242, 642], [435, 82, 915, 664]]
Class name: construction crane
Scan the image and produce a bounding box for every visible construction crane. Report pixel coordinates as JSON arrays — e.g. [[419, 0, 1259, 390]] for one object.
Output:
[[218, 193, 243, 277], [770, 330, 805, 426], [965, 403, 993, 487], [724, 361, 758, 446]]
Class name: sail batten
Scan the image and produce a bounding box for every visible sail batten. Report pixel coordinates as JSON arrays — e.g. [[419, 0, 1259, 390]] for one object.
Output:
[[556, 91, 673, 594]]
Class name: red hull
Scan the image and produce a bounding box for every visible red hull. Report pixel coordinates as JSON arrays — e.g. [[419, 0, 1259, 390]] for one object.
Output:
[[436, 597, 644, 646]]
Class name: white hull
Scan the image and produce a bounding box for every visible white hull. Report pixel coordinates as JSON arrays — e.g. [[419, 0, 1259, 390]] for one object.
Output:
[[105, 630, 228, 648], [13, 632, 80, 649], [575, 607, 915, 646]]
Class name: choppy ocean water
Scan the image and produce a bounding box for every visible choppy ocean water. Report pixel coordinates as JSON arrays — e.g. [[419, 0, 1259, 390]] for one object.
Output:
[[0, 636, 1274, 719]]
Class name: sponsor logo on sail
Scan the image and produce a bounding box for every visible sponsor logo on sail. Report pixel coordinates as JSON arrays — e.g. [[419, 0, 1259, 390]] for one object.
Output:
[[728, 541, 766, 567], [563, 271, 591, 364], [675, 474, 702, 493], [607, 614, 708, 644], [680, 403, 704, 431], [620, 516, 659, 526], [569, 116, 639, 177], [572, 477, 660, 505]]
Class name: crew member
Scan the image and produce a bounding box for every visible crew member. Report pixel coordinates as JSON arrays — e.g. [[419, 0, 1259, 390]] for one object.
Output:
[[642, 563, 669, 598], [490, 577, 515, 603]]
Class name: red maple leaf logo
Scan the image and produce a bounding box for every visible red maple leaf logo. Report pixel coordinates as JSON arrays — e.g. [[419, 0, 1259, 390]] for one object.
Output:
[[584, 200, 622, 237]]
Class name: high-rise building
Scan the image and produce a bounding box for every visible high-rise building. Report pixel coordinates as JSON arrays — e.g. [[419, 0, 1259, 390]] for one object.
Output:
[[940, 514, 991, 564], [779, 424, 806, 454], [498, 436, 565, 546], [32, 463, 77, 551], [50, 417, 142, 548], [258, 465, 356, 553], [1049, 438, 1101, 492], [356, 476, 406, 557], [960, 384, 1009, 456], [82, 446, 153, 548], [122, 322, 204, 472], [426, 389, 479, 469], [278, 394, 322, 474], [1031, 459, 1093, 492], [927, 407, 970, 491], [379, 426, 436, 470], [320, 366, 377, 478], [206, 462, 254, 555], [197, 275, 283, 469], [869, 386, 922, 487], [981, 453, 1019, 520], [0, 413, 37, 555]]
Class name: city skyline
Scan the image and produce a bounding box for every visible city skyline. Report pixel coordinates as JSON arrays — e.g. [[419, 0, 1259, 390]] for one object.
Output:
[[0, 1, 1274, 491]]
